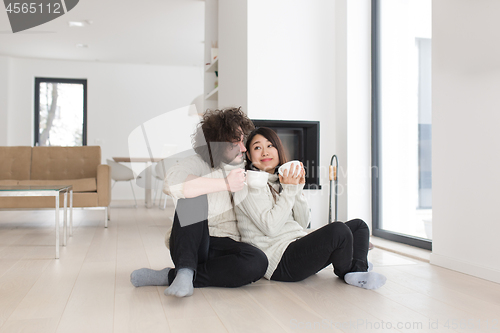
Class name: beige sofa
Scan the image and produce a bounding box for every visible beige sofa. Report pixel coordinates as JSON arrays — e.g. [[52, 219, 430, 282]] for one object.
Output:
[[0, 146, 111, 226]]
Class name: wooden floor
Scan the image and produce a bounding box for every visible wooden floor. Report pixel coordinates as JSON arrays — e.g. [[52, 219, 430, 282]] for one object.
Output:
[[0, 203, 499, 333]]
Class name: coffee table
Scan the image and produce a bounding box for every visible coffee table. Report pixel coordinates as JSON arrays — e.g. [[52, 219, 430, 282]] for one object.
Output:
[[0, 185, 73, 259]]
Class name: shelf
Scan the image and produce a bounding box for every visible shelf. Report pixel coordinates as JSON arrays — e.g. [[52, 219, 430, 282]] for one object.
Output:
[[205, 87, 218, 100], [205, 57, 218, 72]]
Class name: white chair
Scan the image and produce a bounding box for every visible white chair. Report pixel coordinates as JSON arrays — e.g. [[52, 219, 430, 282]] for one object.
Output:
[[153, 159, 171, 210], [106, 159, 140, 208]]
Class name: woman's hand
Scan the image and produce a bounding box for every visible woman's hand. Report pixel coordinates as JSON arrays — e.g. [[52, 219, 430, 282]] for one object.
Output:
[[298, 162, 306, 184], [279, 163, 302, 185], [226, 168, 246, 192]]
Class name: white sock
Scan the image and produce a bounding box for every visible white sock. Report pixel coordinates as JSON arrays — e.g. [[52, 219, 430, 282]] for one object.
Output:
[[367, 261, 373, 272], [344, 271, 386, 290], [164, 268, 194, 297]]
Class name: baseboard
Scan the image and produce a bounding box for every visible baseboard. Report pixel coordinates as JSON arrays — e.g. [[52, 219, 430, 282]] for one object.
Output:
[[430, 253, 500, 284]]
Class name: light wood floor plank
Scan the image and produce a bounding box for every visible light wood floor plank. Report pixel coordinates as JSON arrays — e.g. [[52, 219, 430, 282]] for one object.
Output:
[[159, 287, 226, 333], [113, 208, 171, 332], [5, 218, 99, 325], [201, 287, 287, 333], [0, 259, 51, 328], [56, 212, 118, 333], [277, 272, 398, 333], [0, 205, 499, 333]]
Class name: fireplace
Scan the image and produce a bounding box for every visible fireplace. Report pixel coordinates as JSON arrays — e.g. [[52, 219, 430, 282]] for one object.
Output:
[[251, 120, 320, 189]]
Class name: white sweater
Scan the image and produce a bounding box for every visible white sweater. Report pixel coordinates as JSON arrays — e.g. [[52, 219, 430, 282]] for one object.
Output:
[[163, 154, 242, 245], [234, 173, 311, 279]]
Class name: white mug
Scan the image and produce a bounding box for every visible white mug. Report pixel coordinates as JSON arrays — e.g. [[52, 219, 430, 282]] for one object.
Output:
[[245, 170, 269, 188], [278, 160, 303, 177]]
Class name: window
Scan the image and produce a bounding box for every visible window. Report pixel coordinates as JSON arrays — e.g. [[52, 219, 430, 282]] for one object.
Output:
[[371, 0, 432, 249], [34, 78, 87, 146]]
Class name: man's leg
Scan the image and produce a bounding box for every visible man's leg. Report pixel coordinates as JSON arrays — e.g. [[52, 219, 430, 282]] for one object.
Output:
[[167, 237, 268, 288], [164, 195, 209, 296], [131, 195, 209, 297], [168, 196, 209, 271]]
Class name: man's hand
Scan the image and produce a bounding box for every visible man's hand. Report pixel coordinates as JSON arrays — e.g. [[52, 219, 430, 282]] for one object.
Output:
[[226, 168, 246, 192]]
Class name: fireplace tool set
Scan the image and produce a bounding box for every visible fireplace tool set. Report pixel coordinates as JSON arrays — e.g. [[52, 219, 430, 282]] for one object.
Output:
[[328, 155, 339, 223]]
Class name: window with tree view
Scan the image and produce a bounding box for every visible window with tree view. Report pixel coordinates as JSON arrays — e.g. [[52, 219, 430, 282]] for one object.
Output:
[[34, 78, 87, 146]]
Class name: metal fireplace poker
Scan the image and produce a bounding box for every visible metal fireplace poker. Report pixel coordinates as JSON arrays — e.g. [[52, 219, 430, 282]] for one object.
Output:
[[328, 155, 339, 223]]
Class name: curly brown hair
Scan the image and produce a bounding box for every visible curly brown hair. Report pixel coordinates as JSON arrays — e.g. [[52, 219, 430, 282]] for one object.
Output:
[[192, 107, 255, 168]]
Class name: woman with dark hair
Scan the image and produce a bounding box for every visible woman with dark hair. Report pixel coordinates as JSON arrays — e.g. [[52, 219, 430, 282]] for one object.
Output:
[[234, 127, 386, 289]]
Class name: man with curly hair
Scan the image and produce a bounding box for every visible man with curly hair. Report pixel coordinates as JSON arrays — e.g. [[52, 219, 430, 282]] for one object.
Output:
[[130, 107, 268, 297]]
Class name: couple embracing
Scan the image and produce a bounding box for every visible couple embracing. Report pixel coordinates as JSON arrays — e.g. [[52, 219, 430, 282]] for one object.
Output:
[[131, 107, 386, 297]]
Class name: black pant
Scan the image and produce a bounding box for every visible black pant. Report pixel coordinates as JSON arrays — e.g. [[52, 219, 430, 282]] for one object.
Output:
[[168, 195, 268, 288], [270, 219, 370, 282]]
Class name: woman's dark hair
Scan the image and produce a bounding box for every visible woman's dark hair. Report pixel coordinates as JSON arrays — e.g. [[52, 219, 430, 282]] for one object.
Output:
[[245, 127, 288, 171], [192, 107, 254, 168]]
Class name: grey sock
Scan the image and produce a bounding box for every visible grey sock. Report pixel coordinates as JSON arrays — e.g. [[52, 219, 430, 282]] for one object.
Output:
[[164, 268, 194, 297], [344, 271, 387, 290], [130, 267, 171, 287]]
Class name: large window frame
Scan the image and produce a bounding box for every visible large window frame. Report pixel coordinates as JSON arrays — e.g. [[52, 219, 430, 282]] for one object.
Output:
[[34, 77, 88, 147], [371, 0, 432, 250]]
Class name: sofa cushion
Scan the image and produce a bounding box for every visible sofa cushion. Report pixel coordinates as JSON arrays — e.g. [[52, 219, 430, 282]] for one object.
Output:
[[0, 146, 32, 180], [0, 192, 99, 208], [0, 180, 20, 186], [31, 146, 101, 180], [17, 178, 97, 192]]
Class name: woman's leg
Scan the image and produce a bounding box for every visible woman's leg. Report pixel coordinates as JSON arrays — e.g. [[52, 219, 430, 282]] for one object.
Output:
[[342, 219, 386, 289], [344, 219, 370, 273], [271, 222, 354, 282], [270, 220, 386, 289]]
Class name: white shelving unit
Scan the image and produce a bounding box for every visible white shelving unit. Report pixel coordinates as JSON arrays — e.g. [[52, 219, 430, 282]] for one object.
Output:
[[205, 57, 219, 101], [205, 87, 219, 100], [203, 0, 247, 112], [205, 57, 218, 73], [204, 0, 219, 111]]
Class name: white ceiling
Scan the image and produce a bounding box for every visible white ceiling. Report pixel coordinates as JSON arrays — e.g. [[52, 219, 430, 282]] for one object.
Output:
[[0, 0, 205, 66]]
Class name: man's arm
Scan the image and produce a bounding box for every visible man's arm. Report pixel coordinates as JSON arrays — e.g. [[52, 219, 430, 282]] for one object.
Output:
[[163, 154, 246, 199], [182, 175, 227, 198], [183, 169, 246, 198]]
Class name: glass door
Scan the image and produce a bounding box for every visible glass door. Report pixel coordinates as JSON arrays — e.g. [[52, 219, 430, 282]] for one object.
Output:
[[372, 0, 432, 249]]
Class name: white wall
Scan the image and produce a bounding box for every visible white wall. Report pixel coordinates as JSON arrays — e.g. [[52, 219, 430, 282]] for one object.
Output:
[[346, 0, 372, 226], [335, 0, 348, 223], [431, 0, 500, 283], [5, 56, 203, 200], [0, 56, 9, 146], [247, 0, 336, 228], [218, 0, 247, 111]]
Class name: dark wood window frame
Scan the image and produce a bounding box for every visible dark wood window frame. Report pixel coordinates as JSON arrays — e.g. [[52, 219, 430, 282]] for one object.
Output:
[[34, 77, 88, 146]]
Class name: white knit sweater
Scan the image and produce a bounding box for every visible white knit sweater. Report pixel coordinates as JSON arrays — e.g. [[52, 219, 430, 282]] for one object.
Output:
[[234, 173, 311, 279], [163, 154, 243, 246]]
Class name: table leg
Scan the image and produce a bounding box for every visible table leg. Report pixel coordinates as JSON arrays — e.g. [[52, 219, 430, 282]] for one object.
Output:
[[70, 189, 73, 237], [145, 162, 153, 208], [55, 195, 60, 259], [63, 192, 67, 246]]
